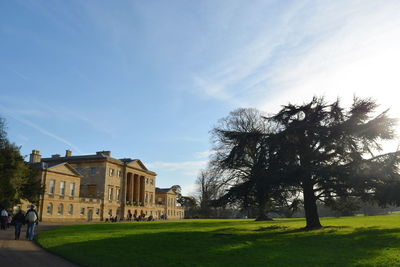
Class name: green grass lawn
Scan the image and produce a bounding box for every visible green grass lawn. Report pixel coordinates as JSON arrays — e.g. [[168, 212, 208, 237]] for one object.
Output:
[[37, 215, 400, 267]]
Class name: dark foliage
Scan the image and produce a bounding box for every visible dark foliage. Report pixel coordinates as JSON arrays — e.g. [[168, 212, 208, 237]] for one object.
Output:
[[0, 116, 41, 209], [269, 97, 400, 228]]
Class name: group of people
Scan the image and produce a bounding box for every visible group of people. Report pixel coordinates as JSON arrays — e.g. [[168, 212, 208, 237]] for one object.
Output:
[[105, 212, 155, 222], [126, 211, 154, 222], [0, 205, 39, 240]]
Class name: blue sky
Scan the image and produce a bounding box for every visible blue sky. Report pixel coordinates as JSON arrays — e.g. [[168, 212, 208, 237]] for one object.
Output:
[[1, 0, 400, 195]]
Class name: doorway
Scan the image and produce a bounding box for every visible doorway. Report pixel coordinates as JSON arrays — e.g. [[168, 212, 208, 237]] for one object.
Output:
[[87, 209, 93, 221]]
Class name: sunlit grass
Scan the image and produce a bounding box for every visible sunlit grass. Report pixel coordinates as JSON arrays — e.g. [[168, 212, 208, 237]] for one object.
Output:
[[37, 215, 400, 266]]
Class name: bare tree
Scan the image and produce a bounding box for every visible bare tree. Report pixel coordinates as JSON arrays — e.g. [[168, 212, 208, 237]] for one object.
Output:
[[210, 108, 287, 221], [195, 168, 224, 218]]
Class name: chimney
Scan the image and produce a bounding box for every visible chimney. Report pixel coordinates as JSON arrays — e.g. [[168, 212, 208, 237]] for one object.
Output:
[[65, 150, 72, 157], [96, 151, 111, 157], [29, 150, 41, 163], [51, 154, 61, 158]]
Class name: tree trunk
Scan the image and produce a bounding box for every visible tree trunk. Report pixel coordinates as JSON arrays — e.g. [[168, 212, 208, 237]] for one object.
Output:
[[255, 214, 273, 221], [303, 181, 322, 229], [254, 200, 273, 221]]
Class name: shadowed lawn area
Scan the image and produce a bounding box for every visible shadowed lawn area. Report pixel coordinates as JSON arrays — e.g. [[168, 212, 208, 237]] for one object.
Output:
[[37, 215, 400, 266]]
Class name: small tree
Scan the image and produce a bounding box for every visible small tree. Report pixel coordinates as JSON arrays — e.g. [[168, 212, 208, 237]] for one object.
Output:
[[170, 185, 183, 205], [327, 196, 361, 217], [196, 168, 223, 218], [0, 116, 41, 209], [180, 196, 198, 218]]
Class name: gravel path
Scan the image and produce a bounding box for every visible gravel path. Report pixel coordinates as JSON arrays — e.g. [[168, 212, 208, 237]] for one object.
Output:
[[0, 223, 78, 267]]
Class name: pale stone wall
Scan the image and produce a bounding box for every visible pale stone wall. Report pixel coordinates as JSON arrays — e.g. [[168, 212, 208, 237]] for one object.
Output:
[[70, 161, 106, 198], [20, 167, 101, 222], [155, 191, 185, 219], [41, 168, 82, 221], [144, 175, 156, 207], [41, 198, 102, 222], [104, 162, 123, 219]]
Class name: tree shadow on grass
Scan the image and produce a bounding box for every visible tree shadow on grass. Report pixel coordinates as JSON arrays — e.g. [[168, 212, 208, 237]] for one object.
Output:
[[38, 226, 400, 267], [49, 220, 262, 234]]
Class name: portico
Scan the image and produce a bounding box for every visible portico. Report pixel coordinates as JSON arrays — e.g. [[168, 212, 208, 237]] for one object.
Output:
[[125, 172, 146, 204]]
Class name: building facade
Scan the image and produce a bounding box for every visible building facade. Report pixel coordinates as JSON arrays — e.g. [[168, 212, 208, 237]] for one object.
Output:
[[28, 149, 184, 222]]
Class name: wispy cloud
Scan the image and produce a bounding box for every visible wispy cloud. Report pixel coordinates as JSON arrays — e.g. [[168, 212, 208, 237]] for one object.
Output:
[[147, 160, 208, 177], [0, 104, 83, 153], [7, 67, 29, 80], [193, 1, 400, 120], [194, 150, 216, 159], [175, 136, 206, 143], [147, 159, 207, 195], [12, 109, 46, 117], [257, 1, 400, 116], [15, 0, 83, 35], [0, 96, 116, 137], [180, 183, 197, 197], [192, 1, 309, 106], [148, 150, 217, 195]]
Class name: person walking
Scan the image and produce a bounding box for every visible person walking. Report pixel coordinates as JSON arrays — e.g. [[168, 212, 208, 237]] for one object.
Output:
[[11, 208, 25, 240], [25, 205, 39, 241], [0, 207, 8, 230]]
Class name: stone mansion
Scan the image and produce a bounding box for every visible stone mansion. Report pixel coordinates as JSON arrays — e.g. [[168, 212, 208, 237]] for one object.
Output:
[[27, 149, 184, 222]]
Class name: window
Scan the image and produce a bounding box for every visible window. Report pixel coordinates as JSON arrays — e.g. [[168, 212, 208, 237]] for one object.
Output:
[[108, 209, 112, 216], [68, 204, 73, 215], [116, 188, 120, 201], [150, 179, 153, 185], [109, 168, 115, 176], [80, 208, 85, 215], [118, 170, 123, 178], [90, 167, 97, 176], [108, 187, 113, 201], [70, 183, 75, 196], [58, 204, 63, 215], [49, 180, 55, 194], [60, 181, 65, 196], [145, 193, 148, 203], [150, 194, 153, 204], [146, 178, 148, 184], [47, 203, 53, 214], [96, 208, 100, 215]]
